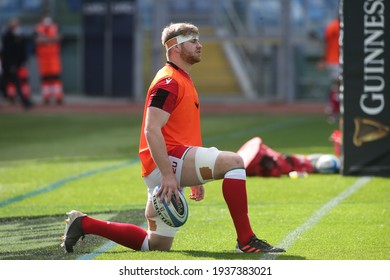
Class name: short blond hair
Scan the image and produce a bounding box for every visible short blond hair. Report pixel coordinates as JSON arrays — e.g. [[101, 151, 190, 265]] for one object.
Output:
[[161, 22, 199, 46]]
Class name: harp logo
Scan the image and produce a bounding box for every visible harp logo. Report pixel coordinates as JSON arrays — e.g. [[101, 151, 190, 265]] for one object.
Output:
[[353, 117, 390, 147]]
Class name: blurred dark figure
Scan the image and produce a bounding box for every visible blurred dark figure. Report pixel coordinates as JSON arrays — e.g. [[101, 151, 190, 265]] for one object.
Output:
[[0, 18, 33, 109], [35, 13, 63, 105], [0, 53, 4, 100]]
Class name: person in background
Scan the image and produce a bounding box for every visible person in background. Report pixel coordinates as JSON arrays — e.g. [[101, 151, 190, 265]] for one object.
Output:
[[35, 13, 64, 105], [0, 52, 4, 102], [0, 18, 33, 109], [61, 22, 286, 254], [317, 17, 340, 124]]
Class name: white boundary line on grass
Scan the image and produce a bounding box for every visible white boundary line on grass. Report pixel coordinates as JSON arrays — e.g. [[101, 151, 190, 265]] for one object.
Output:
[[77, 241, 117, 260], [261, 176, 372, 260]]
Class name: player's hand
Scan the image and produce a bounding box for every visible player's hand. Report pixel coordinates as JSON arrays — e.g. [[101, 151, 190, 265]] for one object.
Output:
[[189, 185, 205, 201], [158, 174, 180, 205]]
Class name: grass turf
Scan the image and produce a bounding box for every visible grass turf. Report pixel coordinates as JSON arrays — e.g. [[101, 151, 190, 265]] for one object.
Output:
[[0, 112, 389, 260]]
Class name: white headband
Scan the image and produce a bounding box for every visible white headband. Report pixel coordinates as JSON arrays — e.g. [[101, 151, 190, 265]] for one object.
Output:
[[164, 34, 199, 51]]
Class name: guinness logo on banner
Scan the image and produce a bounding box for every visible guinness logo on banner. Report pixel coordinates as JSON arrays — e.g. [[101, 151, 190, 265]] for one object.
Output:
[[341, 0, 390, 176], [353, 117, 390, 146]]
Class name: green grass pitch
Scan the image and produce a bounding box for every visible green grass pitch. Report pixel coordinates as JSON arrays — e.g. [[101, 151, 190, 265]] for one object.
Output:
[[0, 111, 389, 260]]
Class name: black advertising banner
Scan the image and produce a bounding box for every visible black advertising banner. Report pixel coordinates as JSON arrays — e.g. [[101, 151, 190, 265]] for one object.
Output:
[[82, 0, 136, 97], [82, 0, 106, 96], [111, 0, 136, 97], [340, 0, 390, 176]]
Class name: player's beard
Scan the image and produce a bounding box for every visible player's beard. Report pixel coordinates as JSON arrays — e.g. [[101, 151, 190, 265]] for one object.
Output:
[[180, 45, 201, 65]]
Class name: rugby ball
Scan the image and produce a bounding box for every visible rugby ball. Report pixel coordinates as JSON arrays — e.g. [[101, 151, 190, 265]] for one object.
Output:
[[152, 185, 188, 227], [315, 154, 340, 173]]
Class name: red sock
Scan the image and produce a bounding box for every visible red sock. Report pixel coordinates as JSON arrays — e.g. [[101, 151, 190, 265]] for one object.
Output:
[[81, 216, 148, 251], [222, 169, 254, 246]]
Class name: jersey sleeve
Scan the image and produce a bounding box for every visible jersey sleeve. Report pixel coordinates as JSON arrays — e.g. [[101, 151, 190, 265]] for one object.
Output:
[[148, 77, 179, 114]]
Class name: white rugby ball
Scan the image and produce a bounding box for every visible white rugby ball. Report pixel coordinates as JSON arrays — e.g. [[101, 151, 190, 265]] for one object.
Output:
[[152, 185, 188, 227], [315, 154, 340, 173]]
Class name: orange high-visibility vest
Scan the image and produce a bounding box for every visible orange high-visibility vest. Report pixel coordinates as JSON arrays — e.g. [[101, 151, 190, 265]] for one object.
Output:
[[324, 19, 339, 64], [35, 23, 61, 75], [139, 63, 202, 176]]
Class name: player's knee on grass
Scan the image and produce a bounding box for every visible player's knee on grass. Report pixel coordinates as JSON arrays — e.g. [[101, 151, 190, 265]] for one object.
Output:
[[145, 201, 180, 237], [148, 231, 174, 251], [146, 215, 177, 251], [146, 215, 180, 237]]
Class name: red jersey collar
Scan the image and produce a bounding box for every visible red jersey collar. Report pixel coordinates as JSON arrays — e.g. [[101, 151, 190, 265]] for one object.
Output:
[[166, 61, 191, 80]]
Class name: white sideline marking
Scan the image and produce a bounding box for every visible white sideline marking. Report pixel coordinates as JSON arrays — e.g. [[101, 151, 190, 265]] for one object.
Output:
[[261, 176, 372, 260], [77, 241, 117, 260]]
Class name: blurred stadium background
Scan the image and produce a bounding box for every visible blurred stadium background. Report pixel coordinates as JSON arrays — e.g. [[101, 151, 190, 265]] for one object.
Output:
[[0, 0, 339, 103]]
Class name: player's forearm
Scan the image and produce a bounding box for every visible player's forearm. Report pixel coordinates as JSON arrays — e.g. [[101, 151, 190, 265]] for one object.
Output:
[[145, 128, 174, 177]]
